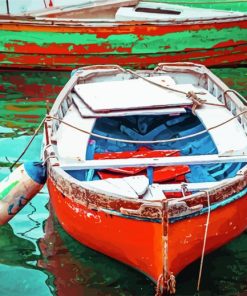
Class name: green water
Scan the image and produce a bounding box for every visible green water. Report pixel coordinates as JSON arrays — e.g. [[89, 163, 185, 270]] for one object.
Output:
[[0, 69, 247, 296]]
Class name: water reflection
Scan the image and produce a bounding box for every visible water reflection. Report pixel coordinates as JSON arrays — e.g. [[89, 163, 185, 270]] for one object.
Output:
[[0, 70, 69, 129], [38, 206, 155, 296]]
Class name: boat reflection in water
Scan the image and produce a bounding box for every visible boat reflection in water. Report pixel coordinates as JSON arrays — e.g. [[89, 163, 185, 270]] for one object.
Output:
[[38, 205, 155, 296]]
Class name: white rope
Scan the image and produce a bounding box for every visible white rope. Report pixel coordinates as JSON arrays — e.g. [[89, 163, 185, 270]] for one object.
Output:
[[196, 190, 211, 293], [48, 109, 247, 145]]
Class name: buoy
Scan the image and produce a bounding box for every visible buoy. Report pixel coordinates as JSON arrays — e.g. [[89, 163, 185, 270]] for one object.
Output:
[[0, 162, 47, 225]]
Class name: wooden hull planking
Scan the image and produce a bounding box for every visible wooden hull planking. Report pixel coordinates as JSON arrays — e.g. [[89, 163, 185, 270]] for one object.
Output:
[[0, 19, 247, 69], [47, 176, 247, 281]]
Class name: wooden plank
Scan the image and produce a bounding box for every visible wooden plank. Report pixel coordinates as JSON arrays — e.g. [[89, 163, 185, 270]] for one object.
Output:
[[30, 0, 139, 17], [72, 93, 186, 118], [60, 154, 247, 170], [115, 2, 244, 21], [74, 78, 193, 112], [81, 175, 149, 199], [194, 90, 247, 154], [56, 105, 96, 160]]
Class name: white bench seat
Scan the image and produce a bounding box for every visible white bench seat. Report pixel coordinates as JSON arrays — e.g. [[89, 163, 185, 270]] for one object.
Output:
[[56, 105, 95, 160], [193, 87, 247, 155], [81, 175, 149, 199]]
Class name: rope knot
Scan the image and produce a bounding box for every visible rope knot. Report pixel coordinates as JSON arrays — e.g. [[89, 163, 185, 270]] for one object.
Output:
[[167, 272, 176, 295], [186, 91, 207, 114]]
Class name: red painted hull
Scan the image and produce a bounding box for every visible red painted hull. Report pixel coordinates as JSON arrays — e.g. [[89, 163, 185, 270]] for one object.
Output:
[[1, 44, 247, 70], [47, 177, 247, 281]]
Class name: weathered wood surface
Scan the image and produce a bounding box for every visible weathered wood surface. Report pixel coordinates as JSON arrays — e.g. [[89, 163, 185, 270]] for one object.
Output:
[[0, 4, 246, 70]]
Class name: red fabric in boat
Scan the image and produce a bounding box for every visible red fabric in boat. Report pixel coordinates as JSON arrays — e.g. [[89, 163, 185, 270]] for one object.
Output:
[[94, 147, 190, 184]]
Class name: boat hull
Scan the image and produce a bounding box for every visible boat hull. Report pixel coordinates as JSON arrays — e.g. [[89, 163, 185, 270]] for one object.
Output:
[[0, 19, 247, 70], [47, 176, 247, 281]]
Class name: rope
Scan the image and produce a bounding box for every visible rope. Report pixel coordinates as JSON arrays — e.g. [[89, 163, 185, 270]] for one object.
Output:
[[155, 274, 164, 296], [48, 109, 247, 144], [10, 117, 46, 171], [126, 69, 225, 109], [167, 273, 176, 295], [224, 88, 247, 105], [126, 68, 190, 96], [196, 191, 211, 293]]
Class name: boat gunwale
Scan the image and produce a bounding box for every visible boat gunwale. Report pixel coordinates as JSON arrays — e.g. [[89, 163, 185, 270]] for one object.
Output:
[[46, 163, 247, 222], [79, 184, 247, 224], [0, 18, 247, 27], [0, 13, 247, 27]]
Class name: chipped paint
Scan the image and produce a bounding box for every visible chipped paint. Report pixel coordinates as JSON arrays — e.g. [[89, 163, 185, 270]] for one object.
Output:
[[0, 18, 246, 69]]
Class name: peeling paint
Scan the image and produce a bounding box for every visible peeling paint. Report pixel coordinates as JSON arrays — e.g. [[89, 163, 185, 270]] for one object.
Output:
[[0, 19, 246, 69]]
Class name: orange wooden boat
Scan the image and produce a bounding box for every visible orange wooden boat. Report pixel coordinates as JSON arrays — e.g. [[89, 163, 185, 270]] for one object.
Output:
[[43, 63, 247, 294]]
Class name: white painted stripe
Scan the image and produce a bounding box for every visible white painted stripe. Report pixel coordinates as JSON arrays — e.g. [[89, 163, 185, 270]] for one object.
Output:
[[60, 154, 247, 170]]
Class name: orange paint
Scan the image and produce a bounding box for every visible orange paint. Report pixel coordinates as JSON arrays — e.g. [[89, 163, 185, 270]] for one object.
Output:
[[47, 177, 247, 281], [47, 177, 164, 281]]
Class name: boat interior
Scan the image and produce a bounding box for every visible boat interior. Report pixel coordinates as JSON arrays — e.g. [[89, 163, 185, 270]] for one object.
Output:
[[25, 0, 244, 21], [52, 68, 247, 200]]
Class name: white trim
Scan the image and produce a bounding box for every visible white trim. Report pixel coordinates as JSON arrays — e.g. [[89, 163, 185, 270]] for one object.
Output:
[[60, 154, 247, 170]]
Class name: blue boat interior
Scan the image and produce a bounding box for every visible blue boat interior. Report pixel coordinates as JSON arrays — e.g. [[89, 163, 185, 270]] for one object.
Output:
[[66, 110, 244, 185]]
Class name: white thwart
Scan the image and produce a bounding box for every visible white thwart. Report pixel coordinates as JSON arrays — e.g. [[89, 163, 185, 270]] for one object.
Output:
[[60, 154, 247, 170]]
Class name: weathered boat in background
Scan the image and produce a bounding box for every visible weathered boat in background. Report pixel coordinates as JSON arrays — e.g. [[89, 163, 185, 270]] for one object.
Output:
[[0, 0, 247, 70], [43, 62, 247, 293]]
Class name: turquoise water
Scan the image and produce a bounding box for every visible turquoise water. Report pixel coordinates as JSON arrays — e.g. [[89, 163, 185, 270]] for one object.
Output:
[[0, 69, 247, 296]]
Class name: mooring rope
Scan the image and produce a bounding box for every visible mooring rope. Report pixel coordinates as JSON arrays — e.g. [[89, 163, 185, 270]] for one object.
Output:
[[125, 68, 225, 110], [155, 274, 164, 296], [47, 109, 247, 145], [196, 191, 211, 293], [10, 117, 46, 171]]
